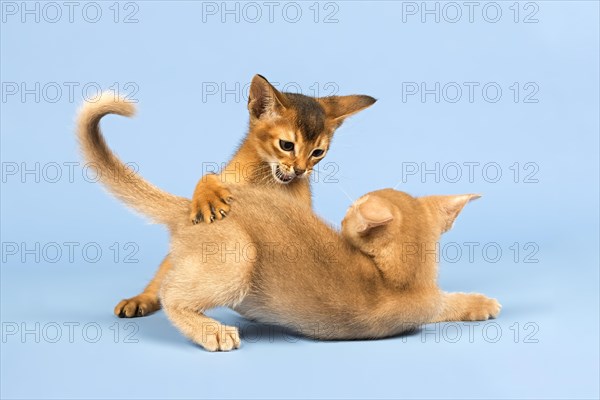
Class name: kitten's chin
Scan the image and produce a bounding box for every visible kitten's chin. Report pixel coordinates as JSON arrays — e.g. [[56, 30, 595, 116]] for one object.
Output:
[[272, 165, 295, 184]]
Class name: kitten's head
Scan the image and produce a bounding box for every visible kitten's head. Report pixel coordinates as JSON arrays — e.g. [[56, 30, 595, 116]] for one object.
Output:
[[247, 74, 376, 184], [341, 189, 481, 255]]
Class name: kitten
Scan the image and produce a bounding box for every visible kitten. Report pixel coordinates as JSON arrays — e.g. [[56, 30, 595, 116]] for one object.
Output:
[[77, 95, 501, 351], [76, 76, 375, 318], [189, 75, 376, 224]]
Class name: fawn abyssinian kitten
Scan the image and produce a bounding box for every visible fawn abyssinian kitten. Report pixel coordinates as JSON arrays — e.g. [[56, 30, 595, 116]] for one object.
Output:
[[94, 75, 376, 318], [77, 95, 501, 351]]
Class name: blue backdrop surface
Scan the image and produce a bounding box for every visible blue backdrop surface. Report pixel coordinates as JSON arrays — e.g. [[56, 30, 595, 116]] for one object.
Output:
[[1, 1, 599, 399]]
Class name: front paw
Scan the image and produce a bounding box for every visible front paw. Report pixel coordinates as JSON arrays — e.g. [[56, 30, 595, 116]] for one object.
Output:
[[464, 294, 502, 321], [190, 182, 233, 224], [197, 323, 241, 352]]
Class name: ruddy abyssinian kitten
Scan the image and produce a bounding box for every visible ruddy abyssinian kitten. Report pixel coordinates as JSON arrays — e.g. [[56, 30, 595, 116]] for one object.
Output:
[[91, 75, 376, 318], [77, 95, 501, 351]]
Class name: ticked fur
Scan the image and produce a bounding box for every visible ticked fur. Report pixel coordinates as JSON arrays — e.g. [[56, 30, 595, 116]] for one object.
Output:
[[77, 94, 500, 352]]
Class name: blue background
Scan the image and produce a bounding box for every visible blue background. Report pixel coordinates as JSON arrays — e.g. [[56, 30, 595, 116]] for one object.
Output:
[[1, 1, 599, 398]]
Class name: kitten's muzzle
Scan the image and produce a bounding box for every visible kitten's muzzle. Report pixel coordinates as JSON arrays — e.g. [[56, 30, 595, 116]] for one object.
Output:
[[274, 165, 296, 184]]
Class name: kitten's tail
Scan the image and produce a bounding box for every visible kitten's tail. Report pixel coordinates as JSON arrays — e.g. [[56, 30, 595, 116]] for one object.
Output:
[[76, 92, 189, 227]]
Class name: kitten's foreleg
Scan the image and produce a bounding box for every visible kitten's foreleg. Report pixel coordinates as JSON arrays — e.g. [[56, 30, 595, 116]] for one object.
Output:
[[430, 292, 501, 323], [160, 267, 245, 351], [162, 303, 241, 351]]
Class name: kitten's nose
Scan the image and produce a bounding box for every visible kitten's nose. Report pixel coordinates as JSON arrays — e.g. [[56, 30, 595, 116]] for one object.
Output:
[[294, 168, 306, 176]]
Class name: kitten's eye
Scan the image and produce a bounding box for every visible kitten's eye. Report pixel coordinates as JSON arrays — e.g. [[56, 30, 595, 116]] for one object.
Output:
[[311, 149, 325, 158], [279, 140, 294, 152]]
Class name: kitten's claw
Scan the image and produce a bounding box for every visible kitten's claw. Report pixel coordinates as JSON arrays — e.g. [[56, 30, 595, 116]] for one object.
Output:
[[192, 211, 209, 224], [190, 175, 234, 224]]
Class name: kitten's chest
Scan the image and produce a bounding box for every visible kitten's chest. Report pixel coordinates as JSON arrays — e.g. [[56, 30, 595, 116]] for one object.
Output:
[[283, 180, 312, 206]]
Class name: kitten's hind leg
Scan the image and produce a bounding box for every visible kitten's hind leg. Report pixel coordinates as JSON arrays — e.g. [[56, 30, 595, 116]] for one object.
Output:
[[114, 255, 173, 317], [431, 292, 501, 323]]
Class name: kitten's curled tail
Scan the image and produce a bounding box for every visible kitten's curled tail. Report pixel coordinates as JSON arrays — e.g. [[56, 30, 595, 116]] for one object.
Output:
[[76, 92, 189, 227]]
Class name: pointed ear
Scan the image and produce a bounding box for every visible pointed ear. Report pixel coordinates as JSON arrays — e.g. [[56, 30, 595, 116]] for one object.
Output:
[[318, 95, 376, 127], [355, 195, 394, 234], [248, 74, 288, 121], [425, 194, 481, 233]]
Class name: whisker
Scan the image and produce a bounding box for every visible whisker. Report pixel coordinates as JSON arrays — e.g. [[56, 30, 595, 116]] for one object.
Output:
[[337, 185, 355, 203]]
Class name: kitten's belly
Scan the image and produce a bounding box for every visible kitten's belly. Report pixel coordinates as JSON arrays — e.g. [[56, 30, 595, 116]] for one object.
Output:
[[233, 296, 297, 327], [233, 291, 384, 340], [233, 288, 432, 340], [233, 294, 337, 338]]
